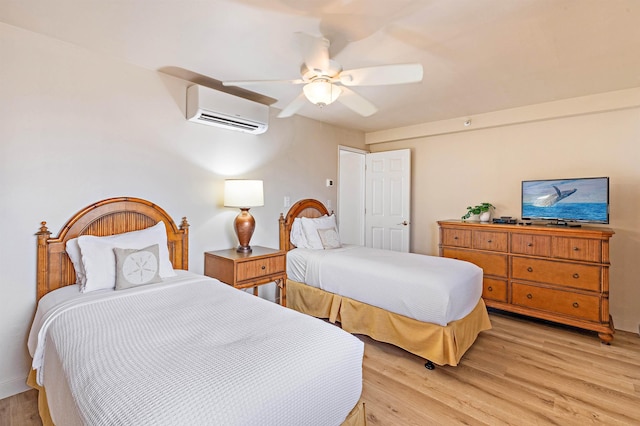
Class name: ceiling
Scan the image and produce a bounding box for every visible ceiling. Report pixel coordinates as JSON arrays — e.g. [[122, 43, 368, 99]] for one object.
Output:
[[2, 0, 640, 133]]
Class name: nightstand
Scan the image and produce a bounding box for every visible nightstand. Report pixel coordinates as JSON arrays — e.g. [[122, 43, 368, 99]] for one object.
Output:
[[204, 246, 287, 306]]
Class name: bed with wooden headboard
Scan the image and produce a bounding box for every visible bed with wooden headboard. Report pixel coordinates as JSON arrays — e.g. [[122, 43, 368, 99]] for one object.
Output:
[[35, 197, 189, 300], [279, 198, 492, 369], [30, 197, 366, 426]]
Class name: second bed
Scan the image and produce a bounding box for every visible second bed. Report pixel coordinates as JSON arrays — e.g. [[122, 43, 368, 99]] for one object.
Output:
[[279, 199, 492, 368]]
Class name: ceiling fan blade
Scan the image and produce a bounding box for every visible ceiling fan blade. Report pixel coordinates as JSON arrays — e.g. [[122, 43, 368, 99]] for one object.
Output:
[[223, 79, 304, 86], [336, 87, 377, 117], [277, 92, 308, 118], [339, 64, 423, 86], [296, 32, 330, 73]]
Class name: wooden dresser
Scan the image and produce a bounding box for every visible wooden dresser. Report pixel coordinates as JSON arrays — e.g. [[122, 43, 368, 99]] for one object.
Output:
[[438, 221, 615, 343]]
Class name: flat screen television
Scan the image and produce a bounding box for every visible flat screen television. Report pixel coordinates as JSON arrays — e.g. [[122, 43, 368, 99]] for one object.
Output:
[[521, 177, 609, 225]]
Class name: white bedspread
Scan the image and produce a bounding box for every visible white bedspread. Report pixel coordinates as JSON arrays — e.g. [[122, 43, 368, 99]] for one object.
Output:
[[28, 271, 363, 426], [287, 245, 483, 326]]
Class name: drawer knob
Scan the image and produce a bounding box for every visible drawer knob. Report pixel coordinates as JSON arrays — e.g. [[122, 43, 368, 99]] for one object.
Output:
[[487, 286, 493, 292], [487, 239, 492, 243], [572, 273, 580, 279], [453, 236, 458, 240], [527, 293, 533, 299], [527, 243, 533, 247], [527, 267, 533, 272], [573, 247, 580, 251], [572, 302, 580, 308], [261, 265, 266, 270]]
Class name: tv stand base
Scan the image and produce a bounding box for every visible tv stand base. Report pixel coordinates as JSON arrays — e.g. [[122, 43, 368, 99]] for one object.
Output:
[[546, 221, 582, 227]]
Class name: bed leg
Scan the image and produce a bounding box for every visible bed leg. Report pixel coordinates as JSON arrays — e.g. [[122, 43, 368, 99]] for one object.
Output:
[[424, 360, 435, 370]]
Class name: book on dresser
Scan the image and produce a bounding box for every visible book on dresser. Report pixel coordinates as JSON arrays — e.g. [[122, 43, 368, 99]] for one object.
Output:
[[438, 220, 615, 343]]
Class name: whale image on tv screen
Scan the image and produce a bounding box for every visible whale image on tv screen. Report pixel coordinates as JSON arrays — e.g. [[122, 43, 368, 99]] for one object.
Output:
[[522, 177, 609, 224]]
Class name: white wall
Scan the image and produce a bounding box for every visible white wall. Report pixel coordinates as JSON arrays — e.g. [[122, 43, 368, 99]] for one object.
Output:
[[0, 23, 365, 398], [369, 104, 640, 335]]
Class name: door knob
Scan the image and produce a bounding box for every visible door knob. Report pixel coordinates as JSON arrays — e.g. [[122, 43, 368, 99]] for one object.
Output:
[[397, 221, 410, 226]]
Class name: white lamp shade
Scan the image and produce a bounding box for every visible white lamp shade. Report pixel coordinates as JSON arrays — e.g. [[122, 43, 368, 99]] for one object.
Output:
[[303, 81, 341, 106], [224, 180, 264, 208]]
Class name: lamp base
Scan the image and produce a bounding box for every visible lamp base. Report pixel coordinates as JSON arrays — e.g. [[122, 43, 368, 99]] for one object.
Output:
[[234, 208, 255, 253]]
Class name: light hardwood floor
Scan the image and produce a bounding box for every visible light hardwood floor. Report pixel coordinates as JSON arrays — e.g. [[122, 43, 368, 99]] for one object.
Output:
[[2, 311, 639, 425]]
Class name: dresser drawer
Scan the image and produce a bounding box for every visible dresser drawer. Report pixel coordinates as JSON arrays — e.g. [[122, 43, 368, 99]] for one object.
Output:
[[511, 233, 551, 257], [483, 278, 507, 302], [553, 237, 602, 262], [442, 248, 508, 278], [237, 256, 286, 282], [441, 228, 472, 248], [511, 257, 601, 291], [511, 283, 600, 322], [472, 230, 508, 252]]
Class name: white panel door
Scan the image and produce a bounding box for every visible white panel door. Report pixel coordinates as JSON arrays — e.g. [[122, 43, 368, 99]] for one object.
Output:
[[364, 149, 411, 252]]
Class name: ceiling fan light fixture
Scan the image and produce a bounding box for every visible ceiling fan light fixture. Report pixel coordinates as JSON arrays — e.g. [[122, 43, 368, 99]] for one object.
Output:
[[303, 80, 341, 107]]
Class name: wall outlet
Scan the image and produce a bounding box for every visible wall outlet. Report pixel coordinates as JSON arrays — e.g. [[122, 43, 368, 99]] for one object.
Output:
[[283, 196, 290, 208], [326, 179, 334, 187]]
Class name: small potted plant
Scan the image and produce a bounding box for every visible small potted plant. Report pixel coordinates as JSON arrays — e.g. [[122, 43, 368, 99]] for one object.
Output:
[[462, 203, 495, 222]]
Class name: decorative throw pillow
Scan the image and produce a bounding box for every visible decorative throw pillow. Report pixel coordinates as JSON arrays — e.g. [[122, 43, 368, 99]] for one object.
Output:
[[317, 227, 342, 249], [113, 244, 162, 290]]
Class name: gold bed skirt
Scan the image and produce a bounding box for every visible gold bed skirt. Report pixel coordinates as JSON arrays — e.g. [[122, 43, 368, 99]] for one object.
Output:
[[27, 369, 367, 426], [287, 279, 492, 366], [27, 369, 54, 426]]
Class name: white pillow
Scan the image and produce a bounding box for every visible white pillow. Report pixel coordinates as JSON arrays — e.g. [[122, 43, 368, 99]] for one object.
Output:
[[65, 238, 87, 288], [290, 218, 311, 248], [78, 221, 176, 293], [300, 215, 339, 250]]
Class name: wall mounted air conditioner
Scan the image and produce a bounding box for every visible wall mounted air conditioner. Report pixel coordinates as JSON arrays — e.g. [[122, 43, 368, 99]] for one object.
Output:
[[186, 85, 269, 134]]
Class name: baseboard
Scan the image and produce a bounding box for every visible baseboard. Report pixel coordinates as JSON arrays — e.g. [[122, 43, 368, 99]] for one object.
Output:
[[0, 375, 30, 400]]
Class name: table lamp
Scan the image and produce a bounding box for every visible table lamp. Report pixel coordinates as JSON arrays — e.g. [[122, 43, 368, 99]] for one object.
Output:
[[224, 179, 264, 253]]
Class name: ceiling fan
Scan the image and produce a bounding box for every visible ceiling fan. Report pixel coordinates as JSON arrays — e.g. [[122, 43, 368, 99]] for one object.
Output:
[[222, 32, 424, 118]]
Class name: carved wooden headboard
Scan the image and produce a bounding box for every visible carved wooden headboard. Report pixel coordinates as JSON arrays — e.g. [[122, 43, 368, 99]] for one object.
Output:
[[36, 197, 189, 300], [278, 199, 330, 252]]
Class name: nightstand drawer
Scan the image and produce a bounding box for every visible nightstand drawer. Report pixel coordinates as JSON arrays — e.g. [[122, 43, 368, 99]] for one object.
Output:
[[237, 256, 285, 282]]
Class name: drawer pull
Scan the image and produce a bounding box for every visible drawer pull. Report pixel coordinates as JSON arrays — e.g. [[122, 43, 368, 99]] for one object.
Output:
[[572, 273, 580, 279], [487, 286, 493, 292], [453, 236, 458, 240], [573, 247, 580, 251], [261, 265, 266, 270], [572, 302, 580, 308], [527, 267, 533, 272], [527, 293, 533, 299], [527, 243, 533, 247], [487, 239, 492, 243]]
